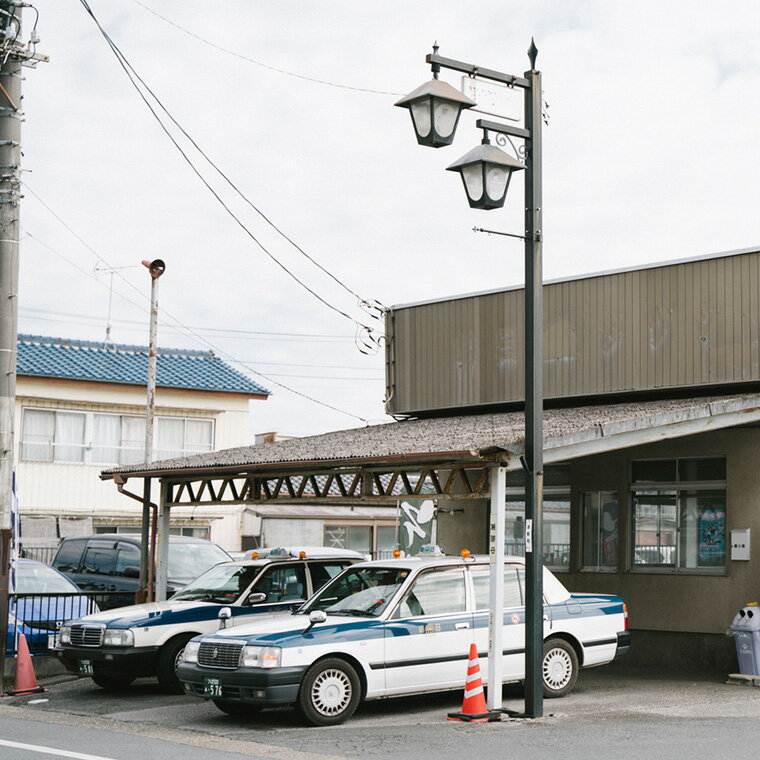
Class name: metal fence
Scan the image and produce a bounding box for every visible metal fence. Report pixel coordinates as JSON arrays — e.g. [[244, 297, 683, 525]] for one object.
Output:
[[5, 591, 128, 657], [17, 545, 58, 564]]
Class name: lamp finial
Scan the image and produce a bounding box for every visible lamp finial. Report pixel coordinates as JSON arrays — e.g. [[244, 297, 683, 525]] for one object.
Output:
[[528, 38, 538, 69]]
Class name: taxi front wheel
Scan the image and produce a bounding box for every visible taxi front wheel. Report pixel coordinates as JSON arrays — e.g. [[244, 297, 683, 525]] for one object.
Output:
[[297, 658, 361, 726], [542, 638, 579, 698]]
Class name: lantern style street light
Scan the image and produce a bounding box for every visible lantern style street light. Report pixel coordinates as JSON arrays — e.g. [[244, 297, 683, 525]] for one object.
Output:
[[397, 41, 545, 720], [446, 134, 525, 210], [394, 48, 476, 148]]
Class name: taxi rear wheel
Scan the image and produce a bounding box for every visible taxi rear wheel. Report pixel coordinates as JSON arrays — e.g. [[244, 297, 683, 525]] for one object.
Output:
[[542, 638, 579, 698], [156, 634, 194, 694], [297, 658, 361, 726]]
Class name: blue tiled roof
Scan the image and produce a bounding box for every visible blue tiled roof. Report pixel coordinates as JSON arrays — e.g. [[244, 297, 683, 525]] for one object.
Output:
[[16, 334, 269, 396]]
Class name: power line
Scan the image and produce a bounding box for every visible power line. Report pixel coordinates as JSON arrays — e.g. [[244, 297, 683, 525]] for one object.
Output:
[[77, 0, 385, 354], [131, 0, 402, 97], [22, 224, 372, 423], [19, 306, 358, 341]]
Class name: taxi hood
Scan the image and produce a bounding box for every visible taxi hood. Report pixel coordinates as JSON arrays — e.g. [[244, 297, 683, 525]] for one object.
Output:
[[68, 599, 217, 627], [203, 611, 381, 646]]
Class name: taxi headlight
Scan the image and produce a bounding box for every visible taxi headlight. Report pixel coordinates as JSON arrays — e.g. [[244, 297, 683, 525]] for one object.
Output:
[[241, 645, 281, 669], [103, 628, 134, 647], [59, 625, 71, 645], [182, 641, 200, 663]]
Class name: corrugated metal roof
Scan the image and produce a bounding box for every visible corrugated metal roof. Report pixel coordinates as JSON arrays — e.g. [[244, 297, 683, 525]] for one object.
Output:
[[17, 334, 269, 396], [101, 392, 760, 478]]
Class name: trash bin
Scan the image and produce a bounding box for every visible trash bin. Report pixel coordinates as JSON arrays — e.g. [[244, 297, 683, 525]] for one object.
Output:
[[728, 605, 760, 675]]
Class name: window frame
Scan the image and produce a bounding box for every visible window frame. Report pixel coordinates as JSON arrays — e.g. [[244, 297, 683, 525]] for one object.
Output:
[[629, 456, 727, 575], [20, 406, 215, 466], [580, 491, 620, 572]]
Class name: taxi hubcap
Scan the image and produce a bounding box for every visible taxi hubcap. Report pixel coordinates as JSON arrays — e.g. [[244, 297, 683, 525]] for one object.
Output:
[[312, 669, 351, 715], [543, 647, 572, 689]]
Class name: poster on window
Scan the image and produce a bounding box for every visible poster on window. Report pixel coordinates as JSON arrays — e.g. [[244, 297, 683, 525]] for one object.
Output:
[[698, 508, 725, 565]]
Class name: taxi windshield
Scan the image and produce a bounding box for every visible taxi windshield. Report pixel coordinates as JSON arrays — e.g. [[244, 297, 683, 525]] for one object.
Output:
[[172, 564, 260, 603], [304, 566, 409, 618]]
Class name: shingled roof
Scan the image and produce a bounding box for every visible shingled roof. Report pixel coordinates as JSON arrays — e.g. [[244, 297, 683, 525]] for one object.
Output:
[[17, 334, 269, 396], [101, 392, 760, 478]]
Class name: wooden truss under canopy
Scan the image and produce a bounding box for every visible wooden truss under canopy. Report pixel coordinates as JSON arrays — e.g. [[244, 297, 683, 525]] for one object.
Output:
[[119, 460, 495, 508]]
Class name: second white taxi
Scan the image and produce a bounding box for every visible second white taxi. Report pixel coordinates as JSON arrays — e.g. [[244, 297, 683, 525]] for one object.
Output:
[[177, 549, 630, 725]]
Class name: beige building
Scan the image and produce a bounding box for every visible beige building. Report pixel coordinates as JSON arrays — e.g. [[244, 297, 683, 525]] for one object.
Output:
[[14, 334, 268, 555]]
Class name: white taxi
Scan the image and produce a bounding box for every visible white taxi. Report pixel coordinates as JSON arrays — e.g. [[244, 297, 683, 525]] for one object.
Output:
[[177, 550, 630, 725]]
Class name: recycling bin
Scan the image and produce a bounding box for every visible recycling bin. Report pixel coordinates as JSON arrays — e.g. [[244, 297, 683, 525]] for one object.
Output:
[[728, 605, 760, 676]]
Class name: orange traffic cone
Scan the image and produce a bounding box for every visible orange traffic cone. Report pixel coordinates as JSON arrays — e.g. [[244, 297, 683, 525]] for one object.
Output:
[[4, 634, 47, 697], [447, 642, 500, 722]]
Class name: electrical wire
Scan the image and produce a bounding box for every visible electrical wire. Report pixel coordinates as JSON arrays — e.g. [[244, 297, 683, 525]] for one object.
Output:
[[130, 0, 402, 97], [22, 220, 373, 423], [20, 306, 357, 342], [77, 0, 385, 354]]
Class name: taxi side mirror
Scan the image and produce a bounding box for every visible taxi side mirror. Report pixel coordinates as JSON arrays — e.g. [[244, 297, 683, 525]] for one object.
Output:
[[245, 592, 267, 606], [302, 609, 327, 635], [218, 606, 232, 629]]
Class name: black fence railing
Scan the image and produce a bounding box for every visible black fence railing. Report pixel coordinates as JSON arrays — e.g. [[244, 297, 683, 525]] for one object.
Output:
[[17, 546, 58, 564], [5, 591, 128, 657]]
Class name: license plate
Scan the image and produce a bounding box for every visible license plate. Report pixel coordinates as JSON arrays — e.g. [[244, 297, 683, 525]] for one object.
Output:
[[203, 677, 223, 698], [79, 659, 94, 676], [48, 633, 60, 650]]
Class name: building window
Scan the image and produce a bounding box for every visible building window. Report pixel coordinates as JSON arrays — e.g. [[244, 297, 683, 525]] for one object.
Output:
[[631, 457, 726, 572], [21, 409, 85, 463], [21, 408, 214, 465], [581, 492, 619, 570], [504, 465, 571, 571], [156, 418, 213, 460], [324, 523, 397, 559]]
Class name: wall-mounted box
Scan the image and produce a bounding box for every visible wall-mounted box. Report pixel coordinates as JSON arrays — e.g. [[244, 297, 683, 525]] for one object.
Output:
[[731, 528, 751, 561]]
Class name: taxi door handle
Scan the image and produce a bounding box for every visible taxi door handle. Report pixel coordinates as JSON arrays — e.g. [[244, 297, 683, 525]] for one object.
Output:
[[455, 622, 470, 630]]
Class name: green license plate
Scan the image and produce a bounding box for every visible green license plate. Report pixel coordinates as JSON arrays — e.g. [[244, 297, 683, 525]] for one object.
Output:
[[203, 677, 223, 697], [79, 659, 94, 676]]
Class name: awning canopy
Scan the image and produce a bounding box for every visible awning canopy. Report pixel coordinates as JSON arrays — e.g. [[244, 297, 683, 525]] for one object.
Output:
[[102, 393, 760, 508]]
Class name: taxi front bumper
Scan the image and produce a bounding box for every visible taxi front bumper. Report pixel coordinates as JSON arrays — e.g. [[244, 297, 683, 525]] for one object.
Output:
[[55, 644, 160, 677], [177, 661, 307, 705]]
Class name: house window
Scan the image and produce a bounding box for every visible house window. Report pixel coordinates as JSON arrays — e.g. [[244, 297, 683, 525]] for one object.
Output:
[[21, 408, 214, 465], [581, 492, 619, 569], [631, 457, 726, 571], [21, 409, 85, 463], [91, 414, 145, 465], [504, 465, 571, 571], [156, 418, 213, 460]]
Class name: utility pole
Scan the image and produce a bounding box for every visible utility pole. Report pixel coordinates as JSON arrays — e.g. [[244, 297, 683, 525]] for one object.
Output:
[[0, 1, 47, 692], [137, 258, 165, 604]]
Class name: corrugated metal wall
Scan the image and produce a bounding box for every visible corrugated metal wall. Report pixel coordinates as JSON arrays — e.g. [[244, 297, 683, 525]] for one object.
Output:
[[385, 250, 760, 415]]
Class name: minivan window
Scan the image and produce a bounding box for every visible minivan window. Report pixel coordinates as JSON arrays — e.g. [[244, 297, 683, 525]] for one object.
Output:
[[81, 545, 116, 575], [52, 539, 86, 572], [114, 544, 141, 576]]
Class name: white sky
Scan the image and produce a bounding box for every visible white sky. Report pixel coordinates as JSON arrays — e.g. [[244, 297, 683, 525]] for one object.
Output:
[[16, 0, 760, 438]]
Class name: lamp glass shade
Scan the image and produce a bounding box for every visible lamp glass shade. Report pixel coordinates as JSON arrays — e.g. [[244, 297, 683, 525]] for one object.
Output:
[[461, 163, 484, 203], [410, 99, 432, 138], [485, 164, 509, 202], [433, 98, 459, 139]]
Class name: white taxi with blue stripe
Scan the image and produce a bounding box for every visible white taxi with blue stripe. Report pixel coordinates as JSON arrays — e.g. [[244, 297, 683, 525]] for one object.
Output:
[[178, 550, 630, 725], [54, 548, 361, 692]]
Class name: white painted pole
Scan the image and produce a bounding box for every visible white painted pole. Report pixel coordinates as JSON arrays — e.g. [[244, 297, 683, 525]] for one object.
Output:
[[486, 465, 506, 710]]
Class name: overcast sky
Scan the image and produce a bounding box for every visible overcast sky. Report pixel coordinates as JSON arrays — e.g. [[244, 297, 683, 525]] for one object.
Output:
[[16, 0, 760, 438]]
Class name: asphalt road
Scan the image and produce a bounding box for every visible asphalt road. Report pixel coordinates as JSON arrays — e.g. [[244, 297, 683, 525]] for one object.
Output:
[[2, 666, 760, 759]]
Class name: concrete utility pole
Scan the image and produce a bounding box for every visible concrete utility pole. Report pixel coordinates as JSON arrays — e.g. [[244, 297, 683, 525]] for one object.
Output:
[[0, 1, 47, 692]]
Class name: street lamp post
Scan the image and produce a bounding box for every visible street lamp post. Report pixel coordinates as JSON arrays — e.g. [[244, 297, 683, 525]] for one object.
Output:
[[396, 41, 544, 718]]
